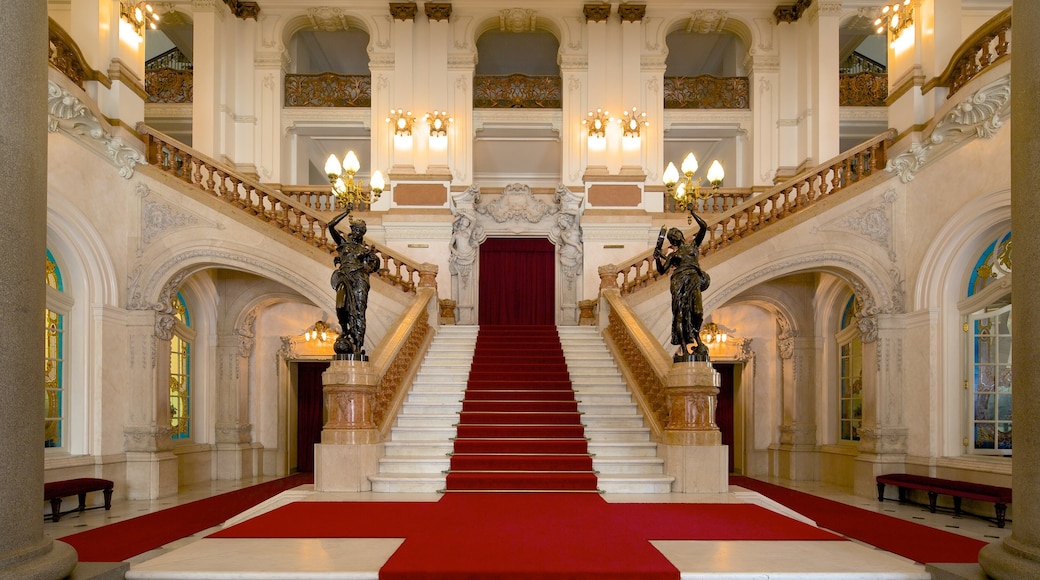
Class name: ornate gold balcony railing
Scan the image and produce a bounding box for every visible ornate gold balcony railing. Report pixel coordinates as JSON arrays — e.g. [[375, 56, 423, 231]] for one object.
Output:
[[840, 72, 887, 107], [663, 75, 750, 109], [284, 73, 372, 107], [146, 69, 193, 103], [606, 129, 895, 296], [473, 74, 562, 108], [140, 126, 430, 294], [932, 7, 1011, 100]]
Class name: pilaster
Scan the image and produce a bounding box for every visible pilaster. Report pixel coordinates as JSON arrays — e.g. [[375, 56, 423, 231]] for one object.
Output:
[[192, 0, 231, 158]]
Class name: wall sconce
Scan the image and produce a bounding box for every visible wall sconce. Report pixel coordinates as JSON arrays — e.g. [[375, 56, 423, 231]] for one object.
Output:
[[324, 150, 385, 215], [662, 153, 725, 223], [583, 108, 610, 139], [424, 111, 453, 138], [304, 320, 333, 343], [874, 0, 913, 43], [619, 107, 648, 138], [701, 322, 728, 346], [120, 1, 160, 36], [387, 108, 415, 137]]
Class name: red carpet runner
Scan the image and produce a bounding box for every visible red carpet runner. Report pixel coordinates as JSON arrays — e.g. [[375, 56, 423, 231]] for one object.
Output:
[[445, 325, 598, 492], [730, 476, 989, 564], [60, 473, 313, 562]]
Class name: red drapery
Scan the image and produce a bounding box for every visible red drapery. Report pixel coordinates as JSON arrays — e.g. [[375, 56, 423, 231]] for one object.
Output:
[[296, 361, 329, 472], [478, 238, 555, 325]]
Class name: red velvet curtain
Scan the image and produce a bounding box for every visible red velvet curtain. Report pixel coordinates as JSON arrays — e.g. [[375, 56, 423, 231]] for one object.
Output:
[[296, 361, 329, 473], [478, 238, 555, 325], [713, 363, 735, 472]]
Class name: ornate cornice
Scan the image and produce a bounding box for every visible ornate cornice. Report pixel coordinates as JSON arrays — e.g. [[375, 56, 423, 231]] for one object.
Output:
[[618, 4, 646, 23], [307, 7, 349, 31], [774, 0, 811, 23], [390, 2, 418, 21], [47, 80, 145, 179], [425, 3, 452, 22], [584, 4, 611, 23], [224, 0, 259, 20], [500, 8, 536, 32], [887, 74, 1011, 183]]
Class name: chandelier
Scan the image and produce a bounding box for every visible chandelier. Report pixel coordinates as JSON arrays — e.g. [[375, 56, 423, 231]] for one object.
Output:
[[324, 151, 384, 214], [120, 2, 160, 36], [875, 0, 913, 41], [701, 322, 728, 346], [305, 320, 331, 343], [662, 153, 725, 223]]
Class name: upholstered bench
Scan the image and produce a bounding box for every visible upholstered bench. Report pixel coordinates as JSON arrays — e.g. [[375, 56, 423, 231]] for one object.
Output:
[[44, 478, 114, 522], [876, 473, 1012, 528]]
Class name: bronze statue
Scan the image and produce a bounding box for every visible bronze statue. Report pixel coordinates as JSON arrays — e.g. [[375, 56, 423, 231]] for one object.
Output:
[[653, 211, 710, 361], [328, 211, 381, 359]]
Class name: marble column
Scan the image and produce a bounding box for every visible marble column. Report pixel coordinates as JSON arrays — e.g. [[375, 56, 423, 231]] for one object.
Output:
[[0, 1, 78, 577], [978, 2, 1040, 577]]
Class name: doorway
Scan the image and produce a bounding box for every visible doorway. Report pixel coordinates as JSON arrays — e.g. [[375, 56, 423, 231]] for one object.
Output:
[[713, 362, 736, 472], [295, 361, 329, 473], [478, 238, 555, 325]]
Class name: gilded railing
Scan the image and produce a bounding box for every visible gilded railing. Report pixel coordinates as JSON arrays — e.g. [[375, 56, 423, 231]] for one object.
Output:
[[933, 7, 1011, 99], [473, 74, 562, 108], [840, 72, 887, 106], [608, 129, 895, 295], [146, 69, 193, 103], [140, 126, 429, 293], [48, 18, 107, 90], [601, 289, 669, 436], [662, 188, 755, 216], [284, 73, 372, 107], [663, 76, 750, 109], [374, 287, 436, 434]]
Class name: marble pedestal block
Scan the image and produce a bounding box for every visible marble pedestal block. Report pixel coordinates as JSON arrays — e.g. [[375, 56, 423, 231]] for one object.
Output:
[[314, 360, 383, 492], [661, 360, 728, 493]]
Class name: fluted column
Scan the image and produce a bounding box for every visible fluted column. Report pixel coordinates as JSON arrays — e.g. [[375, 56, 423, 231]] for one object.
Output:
[[979, 2, 1040, 577], [0, 1, 77, 577]]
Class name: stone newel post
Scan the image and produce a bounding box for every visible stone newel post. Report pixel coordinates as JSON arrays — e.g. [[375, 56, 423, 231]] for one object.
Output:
[[664, 361, 722, 445], [321, 360, 380, 445], [660, 360, 728, 493]]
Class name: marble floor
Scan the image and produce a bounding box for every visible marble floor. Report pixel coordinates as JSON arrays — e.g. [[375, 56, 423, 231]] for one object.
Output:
[[47, 476, 1009, 579]]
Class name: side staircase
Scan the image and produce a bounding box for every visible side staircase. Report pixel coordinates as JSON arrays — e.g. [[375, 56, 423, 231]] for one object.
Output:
[[372, 325, 673, 494]]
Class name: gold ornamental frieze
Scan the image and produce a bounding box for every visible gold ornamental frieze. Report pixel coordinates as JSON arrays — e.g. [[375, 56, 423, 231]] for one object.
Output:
[[663, 75, 749, 109], [284, 73, 372, 108]]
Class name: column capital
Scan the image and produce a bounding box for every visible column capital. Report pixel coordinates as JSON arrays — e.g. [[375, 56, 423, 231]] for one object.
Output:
[[425, 3, 452, 22], [584, 4, 611, 23], [390, 2, 418, 21], [618, 4, 646, 23]]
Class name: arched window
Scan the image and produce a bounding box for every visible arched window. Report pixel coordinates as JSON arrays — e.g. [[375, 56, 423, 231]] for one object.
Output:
[[836, 295, 862, 442], [965, 231, 1012, 455], [45, 249, 70, 450], [170, 292, 193, 441]]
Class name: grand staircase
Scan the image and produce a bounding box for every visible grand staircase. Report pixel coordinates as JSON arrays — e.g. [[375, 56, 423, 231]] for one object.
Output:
[[371, 325, 673, 494]]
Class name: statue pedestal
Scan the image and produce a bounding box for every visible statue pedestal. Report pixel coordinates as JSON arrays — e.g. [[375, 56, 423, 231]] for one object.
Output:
[[314, 360, 383, 492], [661, 360, 729, 493]]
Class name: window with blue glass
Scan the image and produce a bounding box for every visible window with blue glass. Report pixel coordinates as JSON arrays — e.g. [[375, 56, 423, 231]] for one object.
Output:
[[45, 250, 66, 449], [170, 292, 192, 440], [966, 231, 1011, 455]]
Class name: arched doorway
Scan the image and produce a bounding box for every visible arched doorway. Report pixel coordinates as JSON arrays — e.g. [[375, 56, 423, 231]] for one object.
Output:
[[478, 238, 555, 325]]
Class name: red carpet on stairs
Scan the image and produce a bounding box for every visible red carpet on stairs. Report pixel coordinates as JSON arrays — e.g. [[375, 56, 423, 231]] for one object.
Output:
[[445, 325, 598, 492]]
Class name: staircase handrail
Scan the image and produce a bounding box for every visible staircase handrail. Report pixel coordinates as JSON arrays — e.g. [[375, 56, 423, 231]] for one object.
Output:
[[140, 125, 434, 294], [926, 7, 1011, 100], [604, 129, 896, 296], [48, 18, 110, 91], [600, 288, 670, 438], [372, 287, 437, 436]]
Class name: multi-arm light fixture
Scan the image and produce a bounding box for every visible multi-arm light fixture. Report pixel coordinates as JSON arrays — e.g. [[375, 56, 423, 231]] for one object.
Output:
[[583, 108, 610, 139], [701, 322, 728, 346], [324, 150, 384, 214], [120, 1, 160, 38], [425, 111, 453, 138], [620, 107, 648, 138], [387, 109, 415, 137], [662, 153, 725, 223], [875, 0, 913, 41], [305, 320, 331, 343]]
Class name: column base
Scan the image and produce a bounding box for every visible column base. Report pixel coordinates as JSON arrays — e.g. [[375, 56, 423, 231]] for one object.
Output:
[[125, 451, 178, 500], [980, 537, 1040, 580], [314, 442, 384, 492], [0, 538, 76, 580], [662, 444, 729, 493]]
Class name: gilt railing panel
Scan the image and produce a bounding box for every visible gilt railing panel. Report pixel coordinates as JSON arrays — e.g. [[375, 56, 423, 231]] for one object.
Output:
[[840, 72, 887, 107], [664, 76, 750, 109], [284, 73, 372, 108], [473, 74, 562, 108], [146, 69, 194, 103]]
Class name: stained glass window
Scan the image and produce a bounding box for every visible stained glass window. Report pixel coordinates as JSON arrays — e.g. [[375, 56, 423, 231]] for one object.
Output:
[[45, 250, 65, 449], [838, 295, 862, 442], [170, 292, 192, 440]]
